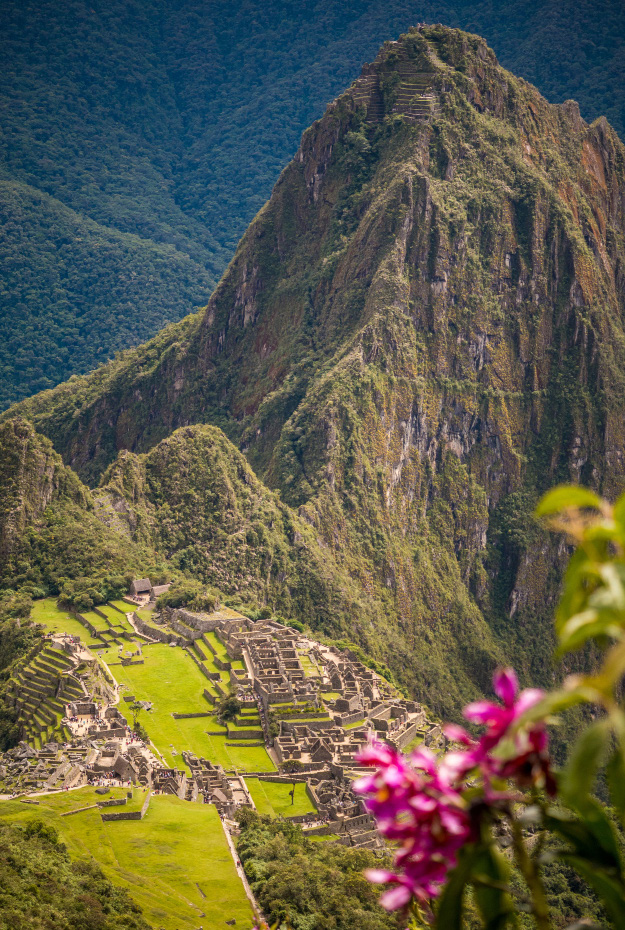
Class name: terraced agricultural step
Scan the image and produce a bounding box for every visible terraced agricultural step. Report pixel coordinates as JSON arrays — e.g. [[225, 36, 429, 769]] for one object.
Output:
[[25, 677, 57, 696], [32, 657, 65, 674], [60, 680, 84, 698], [17, 684, 51, 705], [29, 671, 58, 689], [41, 649, 72, 670], [32, 714, 48, 734], [39, 707, 57, 727]]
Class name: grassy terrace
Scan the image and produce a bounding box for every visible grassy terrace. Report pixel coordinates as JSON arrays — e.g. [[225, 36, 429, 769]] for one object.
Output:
[[109, 600, 133, 613], [97, 605, 135, 633], [204, 630, 229, 659], [31, 599, 103, 646], [115, 644, 275, 772], [0, 790, 250, 929], [136, 607, 155, 623], [98, 642, 142, 665], [321, 691, 343, 702], [246, 778, 316, 819], [79, 609, 111, 632], [299, 654, 319, 677]]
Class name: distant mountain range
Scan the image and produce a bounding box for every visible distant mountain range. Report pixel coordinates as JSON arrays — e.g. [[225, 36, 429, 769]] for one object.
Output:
[[1, 0, 624, 409]]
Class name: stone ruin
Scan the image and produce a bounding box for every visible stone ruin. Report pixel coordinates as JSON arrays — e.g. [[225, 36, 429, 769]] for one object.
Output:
[[1, 597, 442, 854]]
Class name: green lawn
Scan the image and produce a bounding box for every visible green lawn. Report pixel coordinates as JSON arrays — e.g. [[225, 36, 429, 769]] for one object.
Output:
[[299, 654, 319, 677], [205, 735, 275, 772], [246, 778, 316, 818], [97, 642, 142, 666], [30, 599, 104, 646], [115, 644, 274, 772], [99, 605, 135, 634], [0, 790, 250, 929], [109, 600, 133, 613], [403, 734, 424, 754]]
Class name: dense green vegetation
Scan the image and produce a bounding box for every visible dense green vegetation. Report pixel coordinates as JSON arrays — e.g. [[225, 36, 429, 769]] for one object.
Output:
[[1, 0, 624, 408], [0, 819, 150, 930], [0, 417, 168, 602], [236, 811, 401, 929]]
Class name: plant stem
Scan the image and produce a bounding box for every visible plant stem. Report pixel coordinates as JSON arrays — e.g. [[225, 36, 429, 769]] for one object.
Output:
[[510, 819, 553, 930]]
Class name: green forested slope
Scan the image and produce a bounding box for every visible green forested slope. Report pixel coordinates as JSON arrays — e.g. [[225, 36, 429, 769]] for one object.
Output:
[[1, 0, 625, 408]]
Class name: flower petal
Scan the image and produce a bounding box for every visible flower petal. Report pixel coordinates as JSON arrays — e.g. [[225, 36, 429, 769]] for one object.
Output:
[[365, 868, 396, 884], [514, 688, 544, 717], [493, 668, 518, 706], [380, 883, 413, 910], [410, 746, 436, 773], [464, 700, 500, 724], [443, 723, 473, 745]]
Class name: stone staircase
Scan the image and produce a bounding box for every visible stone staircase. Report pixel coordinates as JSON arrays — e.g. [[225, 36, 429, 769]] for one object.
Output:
[[349, 71, 384, 123]]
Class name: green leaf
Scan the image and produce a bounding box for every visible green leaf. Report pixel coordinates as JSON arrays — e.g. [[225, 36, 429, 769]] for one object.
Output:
[[472, 845, 514, 930], [436, 845, 514, 930], [606, 746, 625, 825], [535, 485, 602, 518], [613, 491, 625, 531], [606, 714, 625, 825], [559, 719, 610, 806], [545, 803, 622, 871], [555, 549, 598, 635], [436, 845, 481, 929], [518, 686, 591, 725]]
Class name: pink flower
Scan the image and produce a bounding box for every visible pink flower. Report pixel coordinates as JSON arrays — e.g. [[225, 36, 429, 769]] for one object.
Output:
[[464, 668, 543, 753], [463, 668, 555, 791], [356, 669, 555, 913], [354, 740, 473, 908]]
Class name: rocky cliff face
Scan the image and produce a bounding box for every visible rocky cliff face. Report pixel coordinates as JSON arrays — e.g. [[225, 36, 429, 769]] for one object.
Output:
[[5, 25, 625, 713]]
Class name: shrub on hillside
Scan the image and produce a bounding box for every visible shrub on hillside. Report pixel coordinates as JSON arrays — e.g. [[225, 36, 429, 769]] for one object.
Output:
[[156, 578, 219, 613]]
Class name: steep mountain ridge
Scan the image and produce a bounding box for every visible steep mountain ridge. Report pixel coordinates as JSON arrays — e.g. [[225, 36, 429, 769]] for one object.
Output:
[[6, 25, 625, 711]]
